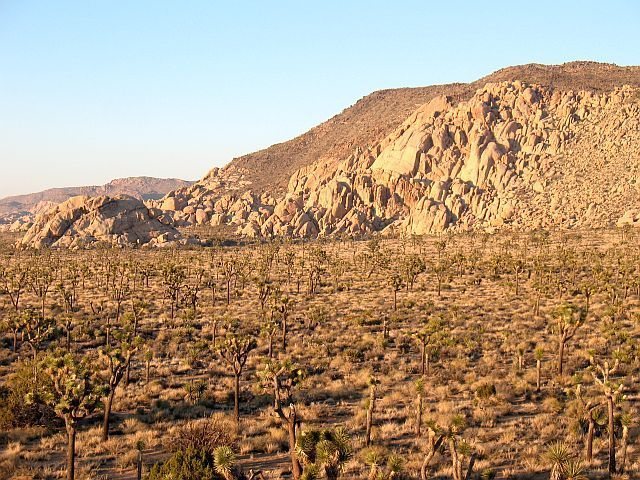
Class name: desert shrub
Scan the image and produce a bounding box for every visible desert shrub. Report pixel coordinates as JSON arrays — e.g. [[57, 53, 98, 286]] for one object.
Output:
[[147, 447, 218, 480], [169, 415, 237, 454], [0, 361, 57, 430], [475, 383, 497, 401]]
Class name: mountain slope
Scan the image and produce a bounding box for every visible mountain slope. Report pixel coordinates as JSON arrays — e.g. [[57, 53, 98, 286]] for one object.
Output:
[[197, 61, 640, 196], [157, 79, 639, 238], [18, 62, 640, 247]]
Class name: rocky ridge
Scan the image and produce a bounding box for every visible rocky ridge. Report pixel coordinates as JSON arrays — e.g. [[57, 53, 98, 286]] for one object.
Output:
[[16, 62, 640, 247], [155, 81, 640, 237]]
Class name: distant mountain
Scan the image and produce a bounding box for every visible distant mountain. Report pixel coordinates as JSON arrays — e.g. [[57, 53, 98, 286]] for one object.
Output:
[[0, 176, 194, 218]]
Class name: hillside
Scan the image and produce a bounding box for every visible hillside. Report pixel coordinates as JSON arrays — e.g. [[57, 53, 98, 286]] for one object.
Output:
[[18, 61, 640, 247], [197, 61, 640, 195]]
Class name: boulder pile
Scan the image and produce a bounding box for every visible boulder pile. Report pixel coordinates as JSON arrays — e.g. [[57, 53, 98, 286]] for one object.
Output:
[[20, 195, 181, 248], [154, 81, 640, 237]]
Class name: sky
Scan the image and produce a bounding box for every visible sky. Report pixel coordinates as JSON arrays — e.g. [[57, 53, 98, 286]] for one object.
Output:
[[1, 1, 639, 198]]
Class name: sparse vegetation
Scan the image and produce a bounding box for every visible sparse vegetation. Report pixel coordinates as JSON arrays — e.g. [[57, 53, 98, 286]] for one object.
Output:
[[0, 229, 638, 480]]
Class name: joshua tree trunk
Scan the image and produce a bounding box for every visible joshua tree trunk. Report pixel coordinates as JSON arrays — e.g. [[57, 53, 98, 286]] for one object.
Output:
[[536, 359, 541, 392], [102, 389, 115, 441], [607, 396, 616, 474], [420, 435, 444, 480], [281, 318, 287, 352], [586, 417, 595, 462], [66, 423, 76, 480], [464, 454, 477, 480], [618, 422, 629, 474], [365, 386, 375, 446], [233, 372, 240, 424], [145, 360, 150, 384], [415, 393, 423, 437], [287, 412, 301, 480], [449, 438, 461, 480], [66, 326, 72, 352], [137, 450, 143, 480], [557, 335, 566, 375]]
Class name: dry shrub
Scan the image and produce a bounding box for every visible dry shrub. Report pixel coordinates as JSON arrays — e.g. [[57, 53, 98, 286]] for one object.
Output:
[[168, 414, 236, 454]]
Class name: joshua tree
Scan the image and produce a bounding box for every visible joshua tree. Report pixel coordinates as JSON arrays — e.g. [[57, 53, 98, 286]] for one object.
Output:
[[221, 257, 238, 305], [143, 347, 153, 385], [446, 416, 476, 480], [362, 447, 404, 480], [261, 317, 279, 358], [511, 257, 526, 297], [420, 424, 445, 480], [99, 320, 141, 441], [1, 311, 21, 352], [296, 427, 352, 480], [390, 273, 403, 311], [270, 289, 293, 352], [217, 324, 257, 424], [259, 359, 305, 479], [545, 442, 572, 480], [21, 307, 55, 367], [402, 254, 426, 290], [0, 264, 28, 312], [574, 384, 604, 463], [421, 415, 476, 480], [550, 303, 586, 375], [365, 376, 379, 447], [162, 263, 185, 319], [29, 264, 55, 321], [35, 351, 106, 480], [414, 315, 448, 376], [590, 356, 624, 474], [618, 412, 633, 474], [135, 439, 145, 480]]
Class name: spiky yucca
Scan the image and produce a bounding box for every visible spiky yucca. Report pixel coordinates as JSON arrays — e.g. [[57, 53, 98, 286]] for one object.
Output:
[[296, 427, 352, 480]]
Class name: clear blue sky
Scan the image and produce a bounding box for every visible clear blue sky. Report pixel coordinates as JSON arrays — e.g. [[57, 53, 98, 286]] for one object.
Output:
[[1, 0, 638, 197]]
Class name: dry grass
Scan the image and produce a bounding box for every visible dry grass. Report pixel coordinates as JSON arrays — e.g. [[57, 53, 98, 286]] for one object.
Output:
[[0, 229, 638, 479]]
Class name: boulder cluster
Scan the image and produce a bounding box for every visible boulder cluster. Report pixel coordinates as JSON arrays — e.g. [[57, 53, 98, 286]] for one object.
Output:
[[20, 195, 182, 248], [16, 79, 640, 248], [155, 81, 640, 237]]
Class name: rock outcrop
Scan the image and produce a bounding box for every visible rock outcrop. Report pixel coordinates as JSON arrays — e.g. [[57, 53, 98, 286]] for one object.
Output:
[[153, 80, 640, 237], [15, 62, 640, 247], [20, 195, 181, 248]]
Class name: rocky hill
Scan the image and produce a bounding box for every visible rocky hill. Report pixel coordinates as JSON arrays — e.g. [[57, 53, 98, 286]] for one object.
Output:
[[152, 62, 640, 238], [0, 176, 193, 219], [18, 62, 640, 247], [157, 79, 640, 237], [194, 61, 640, 196]]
